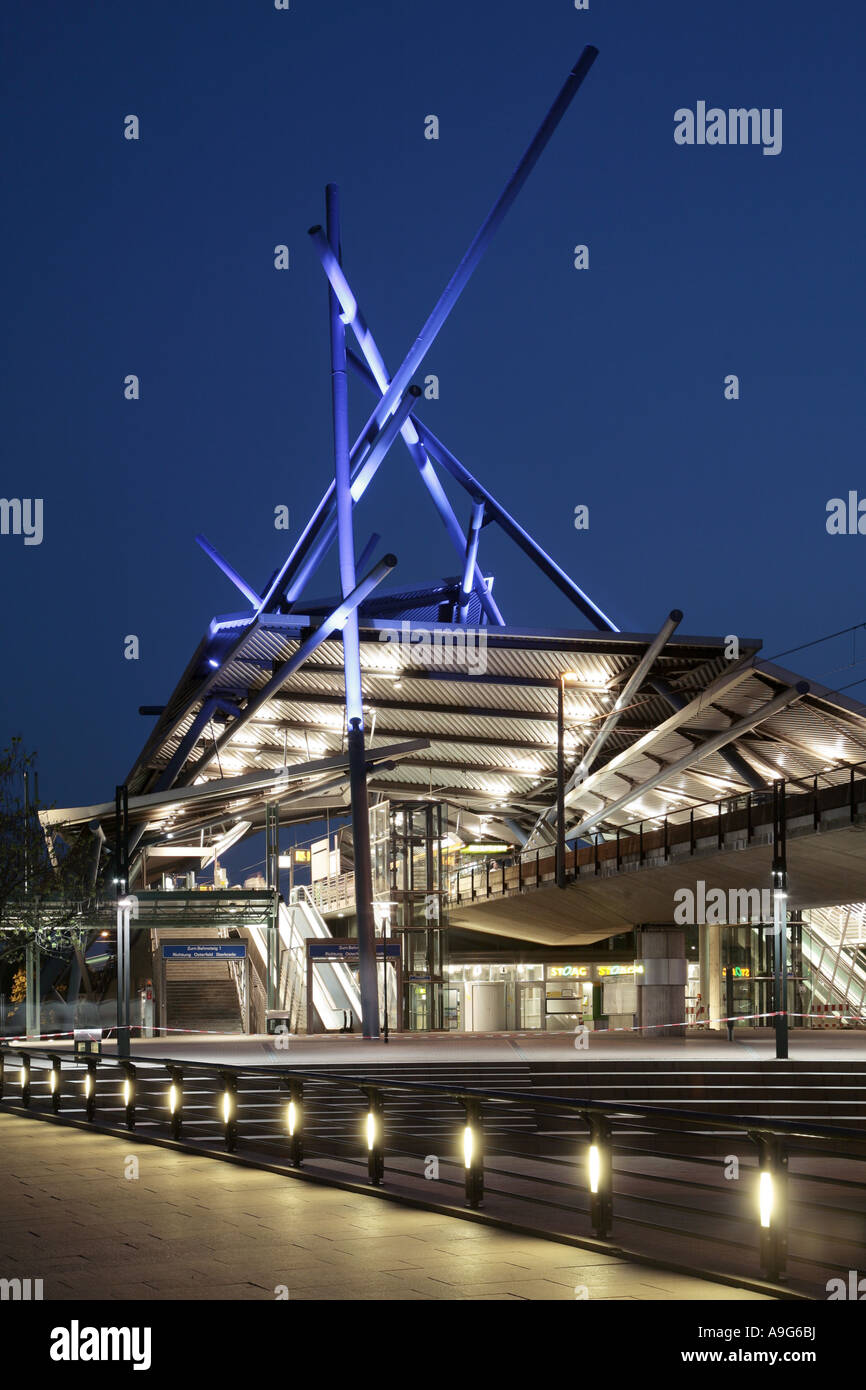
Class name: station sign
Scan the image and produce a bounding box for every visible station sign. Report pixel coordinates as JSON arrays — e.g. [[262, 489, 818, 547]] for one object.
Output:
[[162, 943, 246, 960], [308, 941, 401, 962]]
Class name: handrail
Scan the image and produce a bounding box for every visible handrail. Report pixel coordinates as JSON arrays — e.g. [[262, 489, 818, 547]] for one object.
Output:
[[4, 1043, 866, 1144], [449, 760, 866, 902], [4, 1041, 865, 1287]]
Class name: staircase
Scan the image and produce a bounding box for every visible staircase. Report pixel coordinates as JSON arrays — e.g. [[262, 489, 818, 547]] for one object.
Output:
[[161, 929, 244, 1036]]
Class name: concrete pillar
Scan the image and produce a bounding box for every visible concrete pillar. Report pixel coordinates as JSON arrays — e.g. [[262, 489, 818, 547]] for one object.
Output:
[[636, 926, 687, 1038], [698, 922, 723, 1030]]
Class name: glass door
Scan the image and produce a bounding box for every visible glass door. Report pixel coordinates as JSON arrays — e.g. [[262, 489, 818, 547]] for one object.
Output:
[[519, 983, 544, 1029]]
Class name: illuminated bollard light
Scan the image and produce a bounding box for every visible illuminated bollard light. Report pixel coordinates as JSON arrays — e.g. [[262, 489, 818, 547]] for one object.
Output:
[[221, 1074, 238, 1153], [585, 1112, 613, 1239], [286, 1078, 303, 1168], [755, 1133, 788, 1281], [20, 1057, 31, 1109], [48, 1055, 61, 1113], [168, 1068, 183, 1140], [364, 1088, 384, 1186], [462, 1099, 484, 1209], [122, 1065, 136, 1130], [84, 1064, 97, 1122]]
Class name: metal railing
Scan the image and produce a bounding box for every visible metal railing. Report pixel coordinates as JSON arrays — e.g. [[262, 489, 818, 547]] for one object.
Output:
[[306, 873, 356, 914], [3, 1043, 865, 1294], [449, 761, 866, 907]]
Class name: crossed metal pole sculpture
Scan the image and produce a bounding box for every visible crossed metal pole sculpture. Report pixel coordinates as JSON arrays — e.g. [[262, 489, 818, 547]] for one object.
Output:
[[192, 46, 609, 1036]]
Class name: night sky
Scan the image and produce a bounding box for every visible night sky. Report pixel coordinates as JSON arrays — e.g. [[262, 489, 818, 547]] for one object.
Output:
[[2, 0, 864, 819]]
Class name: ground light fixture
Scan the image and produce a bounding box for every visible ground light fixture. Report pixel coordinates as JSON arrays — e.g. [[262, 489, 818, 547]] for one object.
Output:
[[462, 1099, 484, 1208], [364, 1087, 384, 1185], [759, 1170, 774, 1228], [221, 1074, 238, 1152], [168, 1068, 183, 1139], [84, 1065, 96, 1121], [122, 1066, 135, 1130], [48, 1057, 61, 1113], [584, 1112, 613, 1238], [755, 1133, 788, 1281], [285, 1079, 303, 1167]]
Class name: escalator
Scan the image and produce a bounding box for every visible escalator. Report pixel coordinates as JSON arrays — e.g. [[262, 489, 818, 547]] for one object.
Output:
[[242, 890, 363, 1033], [801, 904, 866, 1022]]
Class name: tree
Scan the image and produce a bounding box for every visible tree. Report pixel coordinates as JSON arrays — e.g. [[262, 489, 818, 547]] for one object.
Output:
[[0, 738, 101, 986]]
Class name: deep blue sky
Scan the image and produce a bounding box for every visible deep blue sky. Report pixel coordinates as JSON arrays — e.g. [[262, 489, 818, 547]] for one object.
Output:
[[1, 0, 864, 813]]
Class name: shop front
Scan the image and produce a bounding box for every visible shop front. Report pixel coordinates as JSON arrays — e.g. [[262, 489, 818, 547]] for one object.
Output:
[[446, 958, 642, 1032]]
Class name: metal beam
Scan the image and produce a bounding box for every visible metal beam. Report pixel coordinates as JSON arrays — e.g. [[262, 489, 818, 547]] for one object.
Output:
[[309, 235, 504, 626], [556, 655, 761, 814], [351, 48, 600, 454], [195, 535, 260, 607], [414, 419, 619, 632], [568, 683, 809, 839], [327, 183, 378, 1039], [188, 554, 398, 778], [528, 610, 683, 846]]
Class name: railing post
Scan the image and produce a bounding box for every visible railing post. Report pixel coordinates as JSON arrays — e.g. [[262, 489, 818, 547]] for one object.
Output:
[[851, 766, 857, 823], [690, 808, 695, 854], [84, 1060, 97, 1121], [19, 1054, 31, 1108], [754, 1131, 788, 1281], [364, 1086, 384, 1186], [747, 792, 752, 844], [813, 774, 819, 832], [122, 1063, 136, 1130], [717, 801, 723, 850], [168, 1066, 183, 1140], [616, 828, 621, 871], [639, 821, 644, 865], [49, 1054, 61, 1113], [663, 817, 669, 862], [221, 1071, 238, 1152], [286, 1077, 303, 1167], [462, 1097, 484, 1209], [518, 852, 523, 891], [585, 1111, 613, 1239]]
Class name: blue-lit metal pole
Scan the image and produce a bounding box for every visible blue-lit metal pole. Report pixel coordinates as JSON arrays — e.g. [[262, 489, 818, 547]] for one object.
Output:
[[458, 502, 486, 621], [328, 186, 363, 727], [283, 386, 420, 608], [310, 229, 504, 626], [195, 535, 260, 607], [194, 554, 397, 774], [351, 47, 599, 452], [259, 48, 597, 620], [414, 419, 619, 632], [327, 185, 379, 1039]]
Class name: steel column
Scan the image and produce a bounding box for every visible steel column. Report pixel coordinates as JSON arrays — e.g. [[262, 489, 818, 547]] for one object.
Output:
[[327, 185, 379, 1040], [772, 779, 789, 1060], [115, 785, 131, 1059]]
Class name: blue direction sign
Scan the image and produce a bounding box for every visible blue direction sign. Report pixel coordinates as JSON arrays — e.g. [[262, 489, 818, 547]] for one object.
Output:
[[308, 941, 400, 962], [162, 943, 247, 960]]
